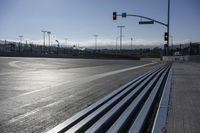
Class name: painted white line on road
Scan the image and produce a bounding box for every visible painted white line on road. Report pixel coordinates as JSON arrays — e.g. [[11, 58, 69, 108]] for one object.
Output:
[[8, 61, 22, 69], [5, 79, 112, 124], [8, 62, 157, 99], [16, 96, 53, 110], [8, 60, 39, 71], [7, 100, 64, 124], [18, 80, 73, 96], [8, 108, 40, 124]]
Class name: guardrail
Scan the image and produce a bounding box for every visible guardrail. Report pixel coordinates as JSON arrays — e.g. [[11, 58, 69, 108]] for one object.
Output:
[[47, 63, 172, 133]]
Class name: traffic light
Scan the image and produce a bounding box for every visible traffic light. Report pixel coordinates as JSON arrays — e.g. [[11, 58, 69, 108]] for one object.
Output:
[[164, 32, 168, 41], [122, 13, 127, 18], [113, 12, 117, 20]]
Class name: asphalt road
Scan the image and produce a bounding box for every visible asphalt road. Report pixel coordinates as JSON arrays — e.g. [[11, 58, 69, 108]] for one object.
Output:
[[0, 57, 158, 133]]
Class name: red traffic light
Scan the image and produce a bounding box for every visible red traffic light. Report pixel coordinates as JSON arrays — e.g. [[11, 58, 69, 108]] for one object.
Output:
[[164, 32, 168, 41], [113, 12, 117, 20]]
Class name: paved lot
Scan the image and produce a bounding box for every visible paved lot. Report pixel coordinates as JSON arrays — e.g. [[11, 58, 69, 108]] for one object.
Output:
[[167, 62, 200, 133], [0, 57, 158, 133]]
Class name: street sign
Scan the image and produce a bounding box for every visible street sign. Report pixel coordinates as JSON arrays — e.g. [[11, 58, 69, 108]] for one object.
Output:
[[139, 21, 154, 24]]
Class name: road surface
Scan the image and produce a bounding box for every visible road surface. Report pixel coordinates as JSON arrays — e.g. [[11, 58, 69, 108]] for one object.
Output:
[[0, 57, 157, 133]]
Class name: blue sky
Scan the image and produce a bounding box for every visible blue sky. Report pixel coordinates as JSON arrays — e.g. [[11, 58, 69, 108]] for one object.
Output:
[[0, 0, 199, 47]]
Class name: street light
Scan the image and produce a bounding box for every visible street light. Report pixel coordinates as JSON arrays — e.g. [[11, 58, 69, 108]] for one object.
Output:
[[47, 31, 51, 54], [47, 31, 51, 47], [41, 31, 47, 46], [116, 37, 119, 50], [64, 38, 68, 47], [18, 35, 23, 52], [117, 26, 125, 51], [19, 35, 23, 43], [131, 37, 133, 50], [94, 35, 98, 50], [116, 36, 125, 50]]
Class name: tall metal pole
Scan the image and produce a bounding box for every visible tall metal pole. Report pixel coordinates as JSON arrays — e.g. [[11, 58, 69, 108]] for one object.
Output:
[[18, 35, 23, 53], [41, 31, 47, 46], [94, 35, 98, 50], [131, 37, 133, 50], [117, 26, 125, 51], [64, 38, 68, 47], [19, 35, 23, 43], [47, 31, 51, 54], [167, 0, 170, 55], [116, 37, 118, 50], [47, 31, 51, 47], [120, 28, 122, 50]]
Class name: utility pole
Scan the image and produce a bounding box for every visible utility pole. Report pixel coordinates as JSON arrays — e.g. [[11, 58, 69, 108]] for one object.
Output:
[[117, 26, 125, 51], [94, 35, 98, 50]]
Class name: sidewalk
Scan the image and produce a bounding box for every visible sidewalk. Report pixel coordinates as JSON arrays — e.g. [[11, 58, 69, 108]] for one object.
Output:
[[166, 62, 200, 133]]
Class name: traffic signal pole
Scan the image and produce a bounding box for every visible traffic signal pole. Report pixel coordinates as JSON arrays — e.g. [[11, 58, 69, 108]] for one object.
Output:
[[167, 0, 170, 55], [113, 0, 170, 56]]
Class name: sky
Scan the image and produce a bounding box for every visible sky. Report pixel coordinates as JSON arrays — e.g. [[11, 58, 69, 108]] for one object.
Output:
[[0, 0, 199, 48]]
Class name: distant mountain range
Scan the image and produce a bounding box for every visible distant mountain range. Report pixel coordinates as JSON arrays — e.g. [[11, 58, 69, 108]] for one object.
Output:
[[1, 40, 199, 50]]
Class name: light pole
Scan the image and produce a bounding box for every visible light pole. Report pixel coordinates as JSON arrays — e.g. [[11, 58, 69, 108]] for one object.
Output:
[[64, 38, 68, 47], [47, 31, 51, 54], [94, 35, 98, 50], [19, 35, 23, 43], [116, 37, 119, 50], [18, 35, 23, 52], [47, 31, 51, 47], [56, 40, 60, 55], [41, 31, 47, 46], [131, 37, 133, 50], [117, 26, 125, 51]]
